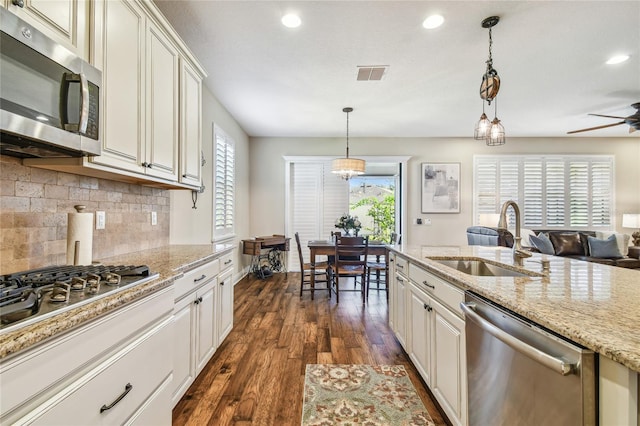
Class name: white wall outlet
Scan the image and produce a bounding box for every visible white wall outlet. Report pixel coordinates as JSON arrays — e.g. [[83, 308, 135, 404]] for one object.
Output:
[[151, 211, 158, 226], [96, 211, 106, 230], [424, 218, 432, 225]]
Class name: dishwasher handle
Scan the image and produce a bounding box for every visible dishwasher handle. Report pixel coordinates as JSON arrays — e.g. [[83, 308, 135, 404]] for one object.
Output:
[[460, 302, 576, 376]]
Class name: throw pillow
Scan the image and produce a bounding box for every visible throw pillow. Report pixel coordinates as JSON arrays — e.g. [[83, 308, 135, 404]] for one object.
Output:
[[595, 231, 630, 256], [530, 233, 555, 255], [549, 232, 584, 256], [588, 235, 623, 259]]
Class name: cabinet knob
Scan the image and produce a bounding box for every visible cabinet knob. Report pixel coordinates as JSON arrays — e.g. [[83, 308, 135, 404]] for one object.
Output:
[[141, 162, 148, 167], [12, 0, 24, 8], [423, 303, 428, 310]]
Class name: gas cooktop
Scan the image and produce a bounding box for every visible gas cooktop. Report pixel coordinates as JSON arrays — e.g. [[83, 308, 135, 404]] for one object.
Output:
[[0, 264, 158, 332]]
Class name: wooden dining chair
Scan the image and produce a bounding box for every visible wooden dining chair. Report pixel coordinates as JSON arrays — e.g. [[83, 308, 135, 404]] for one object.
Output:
[[365, 233, 400, 301], [295, 232, 329, 300], [328, 236, 368, 303]]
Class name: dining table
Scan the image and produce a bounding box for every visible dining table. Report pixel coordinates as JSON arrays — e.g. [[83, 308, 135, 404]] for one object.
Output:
[[307, 239, 389, 294]]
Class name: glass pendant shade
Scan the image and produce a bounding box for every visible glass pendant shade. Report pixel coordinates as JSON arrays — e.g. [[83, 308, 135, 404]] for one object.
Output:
[[486, 117, 506, 146], [474, 112, 491, 140]]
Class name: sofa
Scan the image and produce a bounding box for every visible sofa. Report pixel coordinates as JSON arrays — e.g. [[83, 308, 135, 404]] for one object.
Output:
[[466, 226, 640, 269], [528, 229, 640, 269], [466, 226, 514, 248]]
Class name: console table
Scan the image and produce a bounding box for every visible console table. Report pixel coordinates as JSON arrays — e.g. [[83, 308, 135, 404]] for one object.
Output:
[[242, 235, 290, 279]]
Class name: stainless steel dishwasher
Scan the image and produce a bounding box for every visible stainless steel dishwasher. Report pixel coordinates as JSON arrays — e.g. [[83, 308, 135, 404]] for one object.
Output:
[[460, 292, 596, 426]]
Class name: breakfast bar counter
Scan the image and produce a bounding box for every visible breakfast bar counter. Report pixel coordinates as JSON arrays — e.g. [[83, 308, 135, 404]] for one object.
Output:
[[389, 244, 640, 374]]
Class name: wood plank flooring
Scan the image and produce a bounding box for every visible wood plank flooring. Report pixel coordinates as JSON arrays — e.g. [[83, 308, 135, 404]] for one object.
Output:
[[172, 272, 449, 426]]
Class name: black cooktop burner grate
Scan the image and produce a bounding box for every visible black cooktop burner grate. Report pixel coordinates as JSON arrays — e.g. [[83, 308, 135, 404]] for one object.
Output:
[[0, 264, 154, 330]]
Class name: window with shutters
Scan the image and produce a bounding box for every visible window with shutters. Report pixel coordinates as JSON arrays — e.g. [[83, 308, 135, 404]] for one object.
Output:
[[213, 125, 235, 240], [473, 155, 614, 229]]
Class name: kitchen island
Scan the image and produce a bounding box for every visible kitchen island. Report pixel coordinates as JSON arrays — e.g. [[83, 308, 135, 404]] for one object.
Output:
[[0, 244, 233, 425], [388, 244, 639, 426]]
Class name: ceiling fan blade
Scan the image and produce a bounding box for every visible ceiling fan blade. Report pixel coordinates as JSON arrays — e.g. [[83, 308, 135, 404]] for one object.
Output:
[[588, 113, 626, 119], [566, 121, 626, 134]]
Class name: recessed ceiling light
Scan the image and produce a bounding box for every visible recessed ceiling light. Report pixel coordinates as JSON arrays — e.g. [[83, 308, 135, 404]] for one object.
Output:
[[423, 14, 444, 29], [281, 13, 301, 28], [606, 54, 630, 65]]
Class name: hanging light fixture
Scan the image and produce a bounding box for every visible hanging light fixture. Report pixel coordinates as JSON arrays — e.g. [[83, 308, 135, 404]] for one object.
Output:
[[474, 16, 505, 146], [332, 107, 365, 180]]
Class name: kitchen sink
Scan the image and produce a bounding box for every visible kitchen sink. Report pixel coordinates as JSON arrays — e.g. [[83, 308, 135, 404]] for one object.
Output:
[[431, 259, 540, 277]]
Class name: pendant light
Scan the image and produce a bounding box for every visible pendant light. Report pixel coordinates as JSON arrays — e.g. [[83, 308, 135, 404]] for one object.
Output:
[[475, 16, 505, 146], [332, 107, 365, 180]]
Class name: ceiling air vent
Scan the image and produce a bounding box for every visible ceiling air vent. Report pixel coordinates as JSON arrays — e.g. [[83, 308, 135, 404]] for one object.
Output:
[[357, 65, 388, 81]]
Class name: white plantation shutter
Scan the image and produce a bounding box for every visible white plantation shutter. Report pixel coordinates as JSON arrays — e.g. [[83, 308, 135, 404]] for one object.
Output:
[[214, 125, 235, 239], [474, 155, 614, 230], [289, 160, 348, 268]]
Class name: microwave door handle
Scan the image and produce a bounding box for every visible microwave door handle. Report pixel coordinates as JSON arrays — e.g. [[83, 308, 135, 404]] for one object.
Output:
[[60, 72, 89, 134], [78, 73, 89, 134]]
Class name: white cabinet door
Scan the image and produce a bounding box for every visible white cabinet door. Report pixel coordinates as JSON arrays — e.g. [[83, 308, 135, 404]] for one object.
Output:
[[6, 0, 89, 59], [388, 254, 396, 332], [145, 21, 179, 181], [179, 59, 203, 188], [431, 298, 466, 426], [171, 296, 195, 407], [92, 0, 146, 173], [195, 280, 217, 374], [217, 269, 233, 343], [394, 272, 407, 349], [409, 282, 432, 386]]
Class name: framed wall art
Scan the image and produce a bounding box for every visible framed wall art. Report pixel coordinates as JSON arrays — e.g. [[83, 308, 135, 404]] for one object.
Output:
[[421, 162, 460, 213]]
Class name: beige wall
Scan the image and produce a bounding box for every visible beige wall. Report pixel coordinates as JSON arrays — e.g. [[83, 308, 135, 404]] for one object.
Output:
[[249, 136, 640, 247]]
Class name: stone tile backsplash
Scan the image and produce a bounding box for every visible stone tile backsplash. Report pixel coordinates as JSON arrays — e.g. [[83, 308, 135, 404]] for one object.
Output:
[[0, 155, 170, 273]]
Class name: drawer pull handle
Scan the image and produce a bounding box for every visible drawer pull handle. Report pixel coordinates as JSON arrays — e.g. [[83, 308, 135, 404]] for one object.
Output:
[[100, 383, 132, 413], [224, 259, 232, 265], [423, 281, 435, 289], [397, 264, 404, 269], [397, 277, 404, 283], [194, 274, 206, 283]]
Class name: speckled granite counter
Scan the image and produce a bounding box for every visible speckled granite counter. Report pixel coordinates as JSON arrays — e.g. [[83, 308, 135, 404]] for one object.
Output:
[[389, 245, 640, 373], [0, 244, 233, 359]]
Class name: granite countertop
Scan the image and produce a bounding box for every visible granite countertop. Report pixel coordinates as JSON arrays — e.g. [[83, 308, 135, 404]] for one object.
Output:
[[0, 244, 233, 359], [389, 244, 640, 373]]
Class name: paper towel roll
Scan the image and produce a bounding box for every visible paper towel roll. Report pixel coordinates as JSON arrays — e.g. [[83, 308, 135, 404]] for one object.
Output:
[[66, 205, 93, 265]]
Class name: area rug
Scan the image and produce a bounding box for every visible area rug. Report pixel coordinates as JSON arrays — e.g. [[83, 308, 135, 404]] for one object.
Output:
[[301, 364, 435, 426]]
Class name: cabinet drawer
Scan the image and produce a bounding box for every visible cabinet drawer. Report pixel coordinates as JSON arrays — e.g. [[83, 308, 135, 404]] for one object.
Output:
[[18, 317, 173, 425], [394, 255, 409, 277], [219, 251, 234, 270], [409, 263, 463, 316], [174, 259, 220, 301], [0, 288, 173, 421]]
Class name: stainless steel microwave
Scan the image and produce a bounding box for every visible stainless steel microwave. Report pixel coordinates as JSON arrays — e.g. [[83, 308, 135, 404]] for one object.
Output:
[[0, 8, 101, 158]]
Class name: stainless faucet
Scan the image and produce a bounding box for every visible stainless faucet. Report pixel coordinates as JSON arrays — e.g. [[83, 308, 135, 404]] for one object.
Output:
[[498, 200, 532, 266]]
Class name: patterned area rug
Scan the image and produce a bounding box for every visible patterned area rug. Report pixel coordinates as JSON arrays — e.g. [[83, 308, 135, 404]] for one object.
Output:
[[301, 364, 435, 425]]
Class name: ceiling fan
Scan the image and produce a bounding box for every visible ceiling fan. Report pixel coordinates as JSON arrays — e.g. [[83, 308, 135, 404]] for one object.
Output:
[[567, 102, 640, 134]]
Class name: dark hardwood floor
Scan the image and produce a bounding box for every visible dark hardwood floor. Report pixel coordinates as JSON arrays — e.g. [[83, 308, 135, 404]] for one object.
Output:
[[172, 272, 448, 425]]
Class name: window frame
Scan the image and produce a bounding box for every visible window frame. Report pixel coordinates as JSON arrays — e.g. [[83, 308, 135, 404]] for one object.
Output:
[[212, 124, 235, 242]]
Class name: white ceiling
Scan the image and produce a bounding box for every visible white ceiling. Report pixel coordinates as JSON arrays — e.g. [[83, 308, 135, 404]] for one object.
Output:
[[153, 1, 640, 139]]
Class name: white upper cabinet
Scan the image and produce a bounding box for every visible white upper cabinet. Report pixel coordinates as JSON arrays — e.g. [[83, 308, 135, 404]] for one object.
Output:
[[91, 0, 179, 182], [4, 0, 89, 59], [22, 0, 207, 190], [179, 59, 203, 188]]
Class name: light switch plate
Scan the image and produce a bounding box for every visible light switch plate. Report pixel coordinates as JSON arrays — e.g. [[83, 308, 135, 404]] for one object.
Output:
[[96, 211, 106, 230], [151, 211, 157, 226]]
